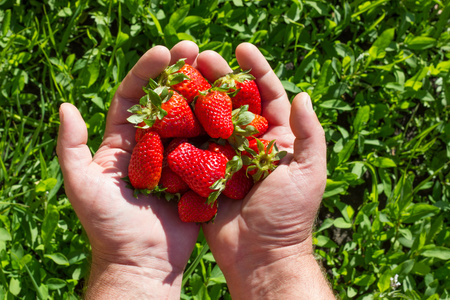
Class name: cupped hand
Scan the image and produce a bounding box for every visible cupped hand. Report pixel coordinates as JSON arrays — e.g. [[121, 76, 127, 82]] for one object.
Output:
[[198, 43, 328, 294], [56, 42, 203, 294]]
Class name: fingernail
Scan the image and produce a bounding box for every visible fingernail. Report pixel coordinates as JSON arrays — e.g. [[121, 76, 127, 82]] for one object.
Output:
[[304, 94, 313, 112]]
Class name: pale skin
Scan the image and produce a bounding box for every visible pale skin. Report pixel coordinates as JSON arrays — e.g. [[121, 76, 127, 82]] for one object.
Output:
[[57, 41, 335, 299]]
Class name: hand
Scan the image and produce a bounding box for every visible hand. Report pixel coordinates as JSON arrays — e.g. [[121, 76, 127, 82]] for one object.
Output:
[[198, 43, 334, 298], [56, 41, 203, 299]]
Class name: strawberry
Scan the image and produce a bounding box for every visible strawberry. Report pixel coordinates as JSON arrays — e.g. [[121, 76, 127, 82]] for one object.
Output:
[[159, 166, 190, 194], [158, 59, 211, 103], [227, 105, 262, 150], [214, 70, 261, 115], [168, 142, 240, 202], [163, 138, 189, 166], [194, 88, 234, 139], [242, 138, 287, 182], [158, 138, 190, 194], [244, 114, 268, 137], [207, 142, 237, 160], [168, 142, 228, 199], [223, 169, 253, 200], [135, 122, 152, 142], [208, 142, 253, 200], [178, 191, 218, 223], [127, 84, 202, 139], [128, 131, 164, 191]]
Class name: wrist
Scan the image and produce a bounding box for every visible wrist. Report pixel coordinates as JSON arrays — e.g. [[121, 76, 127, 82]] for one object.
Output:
[[221, 237, 334, 299], [85, 253, 184, 299]]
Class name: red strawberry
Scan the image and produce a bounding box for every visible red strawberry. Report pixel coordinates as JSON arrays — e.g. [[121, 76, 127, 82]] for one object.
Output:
[[158, 59, 211, 103], [208, 142, 253, 200], [168, 143, 228, 200], [244, 114, 268, 137], [127, 86, 202, 139], [163, 138, 189, 166], [152, 92, 202, 138], [178, 191, 218, 223], [159, 166, 190, 194], [242, 138, 287, 182], [194, 89, 234, 139], [128, 131, 164, 191], [158, 138, 191, 194], [223, 169, 253, 200], [207, 142, 237, 160], [214, 70, 261, 115], [135, 122, 152, 142]]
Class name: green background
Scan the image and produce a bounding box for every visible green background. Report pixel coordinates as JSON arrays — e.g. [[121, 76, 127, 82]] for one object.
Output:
[[0, 0, 449, 299]]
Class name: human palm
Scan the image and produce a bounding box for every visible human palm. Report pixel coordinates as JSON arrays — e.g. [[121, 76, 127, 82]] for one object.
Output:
[[57, 43, 202, 274], [198, 43, 327, 273]]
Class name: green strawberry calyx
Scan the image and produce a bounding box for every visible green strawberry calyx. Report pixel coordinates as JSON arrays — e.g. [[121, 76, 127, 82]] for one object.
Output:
[[197, 84, 231, 96], [191, 85, 232, 108], [213, 69, 255, 94], [242, 138, 287, 182], [122, 176, 181, 201], [157, 58, 191, 87], [126, 78, 173, 127], [207, 155, 243, 204], [227, 105, 259, 151]]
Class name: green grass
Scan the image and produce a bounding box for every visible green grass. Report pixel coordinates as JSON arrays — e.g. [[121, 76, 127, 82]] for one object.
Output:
[[0, 0, 449, 299]]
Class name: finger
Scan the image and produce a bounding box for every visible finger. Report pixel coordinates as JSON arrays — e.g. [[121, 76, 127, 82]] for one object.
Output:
[[116, 46, 171, 100], [290, 92, 327, 187], [101, 46, 171, 152], [169, 40, 200, 65], [196, 50, 232, 82], [56, 103, 92, 179], [235, 43, 291, 127]]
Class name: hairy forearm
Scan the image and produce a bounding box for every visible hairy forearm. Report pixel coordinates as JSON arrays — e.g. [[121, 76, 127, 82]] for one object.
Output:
[[84, 257, 184, 300], [232, 255, 334, 299], [223, 241, 335, 299]]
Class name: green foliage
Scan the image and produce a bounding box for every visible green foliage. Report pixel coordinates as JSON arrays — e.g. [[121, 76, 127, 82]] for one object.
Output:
[[0, 0, 448, 299]]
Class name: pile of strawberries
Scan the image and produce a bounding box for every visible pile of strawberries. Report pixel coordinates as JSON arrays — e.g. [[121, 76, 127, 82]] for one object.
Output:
[[125, 59, 286, 223]]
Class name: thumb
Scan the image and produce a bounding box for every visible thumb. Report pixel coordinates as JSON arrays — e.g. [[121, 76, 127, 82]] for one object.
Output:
[[289, 92, 327, 193], [56, 103, 93, 180]]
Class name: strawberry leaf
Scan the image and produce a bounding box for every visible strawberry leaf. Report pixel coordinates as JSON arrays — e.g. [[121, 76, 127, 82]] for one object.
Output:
[[148, 89, 163, 107], [243, 145, 258, 157], [232, 105, 254, 126], [213, 69, 255, 91], [231, 68, 255, 82], [265, 140, 276, 154], [207, 155, 243, 204], [242, 155, 252, 166], [161, 89, 174, 104], [127, 104, 144, 114], [226, 155, 243, 175], [275, 150, 288, 160], [236, 111, 255, 126], [228, 105, 258, 150], [167, 73, 190, 85], [242, 138, 285, 183], [127, 114, 146, 125], [151, 186, 181, 202], [228, 135, 250, 151], [143, 118, 156, 127], [251, 169, 265, 182], [145, 78, 159, 91], [227, 88, 241, 97], [136, 123, 150, 129], [166, 58, 186, 74], [207, 188, 222, 204], [139, 95, 149, 106]]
